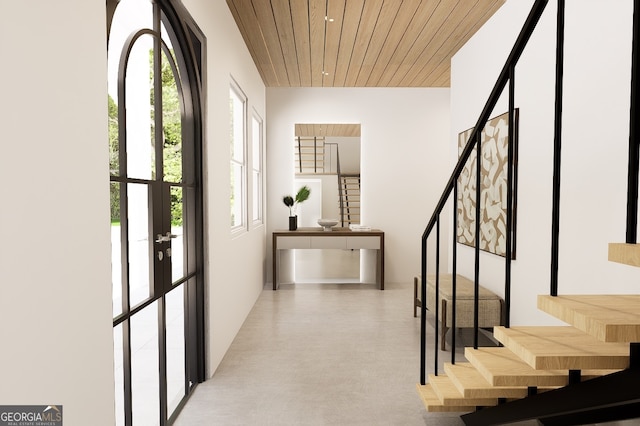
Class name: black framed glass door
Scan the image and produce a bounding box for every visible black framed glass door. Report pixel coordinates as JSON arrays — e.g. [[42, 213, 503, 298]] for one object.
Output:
[[107, 0, 205, 424]]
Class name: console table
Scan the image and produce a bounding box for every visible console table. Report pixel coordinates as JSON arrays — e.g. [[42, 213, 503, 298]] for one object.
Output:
[[272, 227, 384, 290]]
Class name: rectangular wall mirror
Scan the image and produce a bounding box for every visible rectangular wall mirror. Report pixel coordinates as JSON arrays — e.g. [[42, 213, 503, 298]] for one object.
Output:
[[293, 123, 361, 228], [292, 123, 364, 284]]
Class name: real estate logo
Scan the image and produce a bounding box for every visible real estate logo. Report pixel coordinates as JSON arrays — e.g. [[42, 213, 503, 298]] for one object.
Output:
[[0, 405, 62, 426]]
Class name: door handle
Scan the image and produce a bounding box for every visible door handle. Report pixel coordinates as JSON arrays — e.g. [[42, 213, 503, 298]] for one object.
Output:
[[155, 232, 177, 244]]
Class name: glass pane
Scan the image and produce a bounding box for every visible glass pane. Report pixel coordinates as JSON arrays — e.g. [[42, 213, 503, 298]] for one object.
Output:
[[160, 21, 181, 82], [252, 116, 261, 170], [128, 183, 152, 307], [252, 116, 262, 223], [111, 182, 123, 316], [170, 186, 184, 282], [107, 0, 153, 106], [109, 96, 120, 176], [230, 88, 244, 162], [231, 163, 243, 227], [126, 33, 155, 180], [166, 287, 185, 416], [113, 323, 125, 426], [162, 51, 183, 183], [252, 171, 260, 222], [131, 302, 160, 426]]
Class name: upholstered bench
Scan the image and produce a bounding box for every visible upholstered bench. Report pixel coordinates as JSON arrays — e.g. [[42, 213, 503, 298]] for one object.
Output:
[[414, 274, 503, 350]]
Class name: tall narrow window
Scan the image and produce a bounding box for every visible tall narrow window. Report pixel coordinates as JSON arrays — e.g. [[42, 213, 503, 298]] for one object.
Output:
[[251, 112, 263, 224], [230, 81, 247, 230]]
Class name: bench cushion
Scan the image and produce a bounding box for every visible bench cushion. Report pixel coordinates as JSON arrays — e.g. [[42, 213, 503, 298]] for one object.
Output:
[[422, 274, 503, 329], [426, 274, 501, 301]]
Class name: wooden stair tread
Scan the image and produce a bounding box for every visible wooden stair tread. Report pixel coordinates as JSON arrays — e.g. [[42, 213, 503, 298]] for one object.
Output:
[[464, 347, 616, 387], [537, 294, 640, 342], [608, 242, 640, 267], [428, 374, 497, 406], [415, 383, 475, 413], [494, 326, 629, 370], [443, 362, 531, 398]]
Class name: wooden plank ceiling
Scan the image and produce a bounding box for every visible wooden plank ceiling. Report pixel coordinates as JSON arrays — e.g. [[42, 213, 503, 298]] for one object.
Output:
[[226, 0, 505, 87], [295, 123, 361, 137]]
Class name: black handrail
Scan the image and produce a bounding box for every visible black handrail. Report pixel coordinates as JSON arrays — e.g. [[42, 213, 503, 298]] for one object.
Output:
[[419, 0, 550, 385], [421, 0, 549, 241]]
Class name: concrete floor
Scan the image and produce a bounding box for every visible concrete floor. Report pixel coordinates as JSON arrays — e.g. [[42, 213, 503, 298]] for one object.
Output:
[[173, 250, 636, 426], [174, 277, 467, 426]]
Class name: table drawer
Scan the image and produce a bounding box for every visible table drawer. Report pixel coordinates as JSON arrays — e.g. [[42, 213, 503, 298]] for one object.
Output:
[[277, 236, 311, 249], [310, 236, 347, 249], [347, 236, 380, 249]]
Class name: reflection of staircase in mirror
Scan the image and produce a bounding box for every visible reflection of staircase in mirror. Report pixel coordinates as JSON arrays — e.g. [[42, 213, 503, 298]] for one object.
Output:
[[295, 136, 325, 174], [340, 174, 360, 226]]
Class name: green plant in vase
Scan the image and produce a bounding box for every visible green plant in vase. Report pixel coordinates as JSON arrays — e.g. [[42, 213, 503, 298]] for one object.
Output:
[[283, 185, 310, 230]]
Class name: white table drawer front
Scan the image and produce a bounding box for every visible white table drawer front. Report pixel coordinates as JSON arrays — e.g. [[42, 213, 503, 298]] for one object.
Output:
[[278, 236, 311, 249], [310, 236, 347, 249], [347, 236, 380, 249]]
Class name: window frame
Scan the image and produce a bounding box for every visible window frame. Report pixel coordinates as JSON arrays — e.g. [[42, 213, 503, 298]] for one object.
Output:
[[251, 109, 264, 226], [229, 78, 248, 233]]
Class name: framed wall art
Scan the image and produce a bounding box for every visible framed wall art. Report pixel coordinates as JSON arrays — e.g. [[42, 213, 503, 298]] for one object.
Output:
[[456, 109, 519, 258]]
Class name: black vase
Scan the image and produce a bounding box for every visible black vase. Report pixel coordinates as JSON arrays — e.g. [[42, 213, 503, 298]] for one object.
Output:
[[289, 216, 298, 231]]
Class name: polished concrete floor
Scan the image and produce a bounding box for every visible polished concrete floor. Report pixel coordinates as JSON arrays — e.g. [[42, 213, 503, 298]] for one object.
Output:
[[175, 279, 469, 426], [173, 248, 470, 425], [174, 251, 634, 426]]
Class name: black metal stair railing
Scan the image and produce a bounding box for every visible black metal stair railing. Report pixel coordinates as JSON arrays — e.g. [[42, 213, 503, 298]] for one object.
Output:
[[419, 0, 640, 424], [419, 0, 551, 385]]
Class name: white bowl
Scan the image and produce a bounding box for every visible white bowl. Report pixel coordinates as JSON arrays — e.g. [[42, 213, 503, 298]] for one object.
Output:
[[317, 219, 339, 231]]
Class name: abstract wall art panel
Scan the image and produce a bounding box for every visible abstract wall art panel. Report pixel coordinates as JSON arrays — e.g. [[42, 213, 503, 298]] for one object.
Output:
[[457, 110, 518, 258]]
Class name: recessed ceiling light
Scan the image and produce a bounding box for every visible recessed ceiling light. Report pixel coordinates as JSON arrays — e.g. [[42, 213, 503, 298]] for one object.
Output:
[[325, 16, 334, 22]]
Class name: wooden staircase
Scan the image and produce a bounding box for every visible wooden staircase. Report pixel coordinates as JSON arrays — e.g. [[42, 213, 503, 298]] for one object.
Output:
[[416, 245, 640, 424], [340, 174, 360, 226]]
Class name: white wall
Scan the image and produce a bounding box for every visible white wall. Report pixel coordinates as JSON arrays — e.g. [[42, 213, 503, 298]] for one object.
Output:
[[0, 2, 267, 424], [183, 0, 267, 376], [451, 0, 637, 325], [326, 136, 361, 173], [267, 88, 451, 284], [0, 2, 115, 425]]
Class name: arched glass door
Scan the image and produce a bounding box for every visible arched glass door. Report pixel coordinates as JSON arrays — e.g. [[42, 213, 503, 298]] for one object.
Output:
[[107, 0, 205, 424]]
